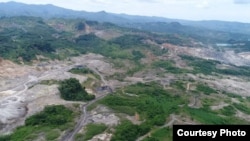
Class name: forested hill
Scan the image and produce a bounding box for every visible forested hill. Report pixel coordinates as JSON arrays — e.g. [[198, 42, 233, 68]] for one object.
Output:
[[0, 16, 187, 63], [1, 1, 250, 35], [1, 16, 250, 64]]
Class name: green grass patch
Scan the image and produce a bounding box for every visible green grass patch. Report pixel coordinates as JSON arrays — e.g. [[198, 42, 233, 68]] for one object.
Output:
[[87, 103, 99, 111], [152, 60, 187, 74], [144, 127, 172, 141], [83, 77, 94, 88], [180, 55, 221, 75], [184, 106, 247, 124], [185, 107, 227, 124], [124, 82, 166, 95], [233, 103, 250, 115], [202, 98, 218, 107], [111, 120, 150, 141], [6, 126, 38, 141], [219, 105, 236, 116], [45, 129, 60, 141], [75, 133, 85, 141], [110, 59, 126, 69], [82, 77, 101, 90], [196, 83, 217, 95], [25, 105, 73, 127], [100, 82, 185, 126], [99, 95, 138, 116], [3, 105, 75, 141], [82, 123, 107, 141], [40, 79, 59, 85], [180, 55, 250, 76], [0, 135, 11, 141], [223, 92, 242, 99], [170, 81, 186, 91], [69, 67, 101, 80], [126, 63, 145, 76]]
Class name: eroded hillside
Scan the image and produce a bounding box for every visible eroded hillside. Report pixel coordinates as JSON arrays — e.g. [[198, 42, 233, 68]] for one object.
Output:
[[0, 17, 250, 141]]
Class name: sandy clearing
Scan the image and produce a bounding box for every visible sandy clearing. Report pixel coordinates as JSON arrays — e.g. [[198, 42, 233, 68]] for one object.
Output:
[[0, 53, 113, 134]]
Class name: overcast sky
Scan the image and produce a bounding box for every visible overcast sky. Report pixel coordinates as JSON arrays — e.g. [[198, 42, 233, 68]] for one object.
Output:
[[0, 0, 250, 23]]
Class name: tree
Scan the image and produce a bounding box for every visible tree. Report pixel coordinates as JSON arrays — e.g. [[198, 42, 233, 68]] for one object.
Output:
[[76, 22, 86, 31], [58, 78, 94, 101]]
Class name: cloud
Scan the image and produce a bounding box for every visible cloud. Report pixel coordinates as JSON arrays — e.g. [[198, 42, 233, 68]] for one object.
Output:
[[135, 0, 158, 2], [234, 0, 250, 4], [195, 0, 210, 8]]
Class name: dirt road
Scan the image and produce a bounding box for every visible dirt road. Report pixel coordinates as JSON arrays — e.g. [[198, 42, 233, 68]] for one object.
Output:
[[61, 67, 109, 141]]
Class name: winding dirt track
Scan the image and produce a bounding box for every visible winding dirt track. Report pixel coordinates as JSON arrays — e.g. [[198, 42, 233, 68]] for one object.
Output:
[[61, 66, 109, 141]]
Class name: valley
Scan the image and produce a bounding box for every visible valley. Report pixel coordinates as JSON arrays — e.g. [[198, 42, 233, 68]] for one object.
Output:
[[0, 8, 250, 141], [1, 49, 250, 140]]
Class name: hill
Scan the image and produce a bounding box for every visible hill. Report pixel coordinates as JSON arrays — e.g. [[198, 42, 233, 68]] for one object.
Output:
[[1, 15, 249, 65], [1, 1, 250, 35]]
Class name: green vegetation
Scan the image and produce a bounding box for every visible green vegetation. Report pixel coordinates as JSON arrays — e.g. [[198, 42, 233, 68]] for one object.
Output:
[[126, 63, 145, 76], [180, 55, 250, 76], [202, 98, 218, 107], [100, 95, 137, 116], [223, 92, 242, 99], [185, 107, 225, 124], [108, 72, 126, 81], [233, 103, 250, 115], [126, 22, 197, 45], [111, 120, 150, 141], [75, 34, 146, 61], [226, 41, 250, 53], [25, 105, 73, 127], [217, 66, 250, 76], [219, 105, 236, 116], [83, 124, 107, 140], [132, 50, 145, 60], [2, 15, 250, 141], [69, 67, 100, 79], [0, 17, 70, 62], [110, 34, 146, 49], [75, 123, 107, 141], [0, 17, 148, 63], [170, 81, 186, 91], [184, 106, 246, 124], [69, 67, 93, 74], [0, 105, 75, 141], [82, 77, 101, 89], [152, 60, 187, 74], [144, 127, 172, 141], [196, 83, 217, 95], [0, 135, 11, 141], [180, 55, 219, 75], [58, 78, 95, 101], [96, 81, 247, 141], [150, 46, 168, 56], [40, 79, 59, 85], [45, 130, 61, 141], [99, 82, 185, 140]]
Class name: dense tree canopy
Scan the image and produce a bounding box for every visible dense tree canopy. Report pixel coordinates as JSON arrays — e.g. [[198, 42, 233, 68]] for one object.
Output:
[[58, 78, 95, 101]]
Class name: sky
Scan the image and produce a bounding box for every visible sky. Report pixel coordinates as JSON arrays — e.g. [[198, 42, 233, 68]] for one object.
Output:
[[0, 0, 250, 23]]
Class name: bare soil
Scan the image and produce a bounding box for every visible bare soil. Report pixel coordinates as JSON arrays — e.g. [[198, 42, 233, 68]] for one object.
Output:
[[0, 53, 119, 134]]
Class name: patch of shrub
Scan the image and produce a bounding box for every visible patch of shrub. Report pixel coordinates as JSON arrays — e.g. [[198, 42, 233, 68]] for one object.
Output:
[[58, 78, 95, 101]]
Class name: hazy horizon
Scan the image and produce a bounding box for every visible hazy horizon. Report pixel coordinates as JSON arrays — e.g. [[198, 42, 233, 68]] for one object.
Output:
[[0, 0, 250, 23]]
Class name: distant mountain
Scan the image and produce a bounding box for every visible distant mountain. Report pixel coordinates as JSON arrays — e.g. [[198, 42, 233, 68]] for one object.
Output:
[[1, 1, 250, 35], [0, 2, 153, 23]]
